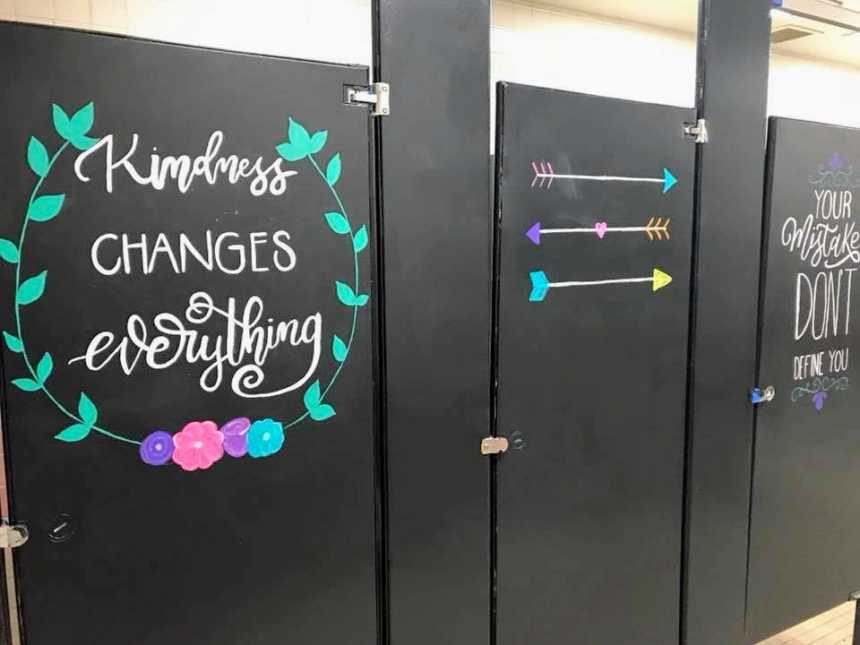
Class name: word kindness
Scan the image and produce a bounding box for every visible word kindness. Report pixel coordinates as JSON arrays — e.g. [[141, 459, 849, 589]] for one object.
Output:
[[74, 130, 296, 196], [785, 189, 860, 342], [69, 291, 322, 399]]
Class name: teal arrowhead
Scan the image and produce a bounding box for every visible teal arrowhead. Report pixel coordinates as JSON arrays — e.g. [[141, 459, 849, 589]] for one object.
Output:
[[529, 271, 550, 302], [662, 168, 678, 194]]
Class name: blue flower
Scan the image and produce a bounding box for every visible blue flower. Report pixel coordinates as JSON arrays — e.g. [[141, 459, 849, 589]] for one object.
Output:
[[247, 418, 284, 458]]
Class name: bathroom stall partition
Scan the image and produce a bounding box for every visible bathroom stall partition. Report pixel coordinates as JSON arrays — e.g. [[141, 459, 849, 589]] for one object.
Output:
[[747, 118, 860, 642], [492, 83, 695, 644], [0, 22, 381, 645]]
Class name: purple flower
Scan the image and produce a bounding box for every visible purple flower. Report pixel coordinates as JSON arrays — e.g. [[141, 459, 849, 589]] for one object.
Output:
[[828, 153, 844, 171], [140, 430, 174, 466], [812, 391, 828, 411], [221, 417, 251, 458]]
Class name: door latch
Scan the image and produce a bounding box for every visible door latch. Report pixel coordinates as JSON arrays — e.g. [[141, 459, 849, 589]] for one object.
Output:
[[0, 521, 28, 549], [481, 436, 509, 455], [344, 82, 390, 117], [751, 386, 776, 405]]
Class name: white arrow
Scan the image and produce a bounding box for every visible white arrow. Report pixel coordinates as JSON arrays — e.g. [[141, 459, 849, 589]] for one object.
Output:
[[531, 162, 678, 193]]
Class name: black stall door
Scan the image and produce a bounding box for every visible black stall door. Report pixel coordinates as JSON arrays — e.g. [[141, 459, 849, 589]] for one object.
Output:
[[747, 118, 860, 642], [493, 83, 694, 644], [0, 23, 378, 645]]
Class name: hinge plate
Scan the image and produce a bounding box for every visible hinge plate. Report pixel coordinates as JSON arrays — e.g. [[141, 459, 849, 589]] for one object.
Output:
[[481, 436, 509, 455], [345, 82, 390, 117], [0, 521, 28, 549], [684, 118, 709, 144]]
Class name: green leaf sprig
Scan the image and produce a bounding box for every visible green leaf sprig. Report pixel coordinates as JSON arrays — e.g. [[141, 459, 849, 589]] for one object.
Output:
[[3, 103, 139, 446], [275, 117, 370, 428]]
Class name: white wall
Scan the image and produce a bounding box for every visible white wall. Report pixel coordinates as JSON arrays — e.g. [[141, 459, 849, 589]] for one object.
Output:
[[492, 0, 860, 130], [770, 53, 860, 129], [492, 1, 698, 108], [0, 0, 372, 65], [3, 0, 860, 129]]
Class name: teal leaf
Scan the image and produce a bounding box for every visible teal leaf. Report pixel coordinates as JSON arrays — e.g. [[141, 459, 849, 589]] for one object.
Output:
[[323, 212, 351, 235], [17, 271, 46, 306], [70, 102, 94, 135], [303, 380, 322, 411], [354, 294, 370, 307], [275, 142, 307, 162], [353, 225, 368, 253], [27, 137, 49, 177], [336, 281, 357, 306], [326, 153, 342, 186], [3, 332, 22, 353], [332, 335, 348, 362], [28, 194, 65, 222], [78, 392, 98, 426], [310, 404, 336, 421], [68, 133, 98, 152], [52, 104, 73, 140], [55, 423, 91, 442], [53, 103, 95, 148], [36, 352, 53, 383], [11, 377, 40, 392], [310, 130, 328, 154], [0, 239, 19, 264], [288, 118, 311, 149]]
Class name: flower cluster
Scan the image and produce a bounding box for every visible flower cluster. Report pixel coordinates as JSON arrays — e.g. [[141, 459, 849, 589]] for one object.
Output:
[[139, 417, 285, 471]]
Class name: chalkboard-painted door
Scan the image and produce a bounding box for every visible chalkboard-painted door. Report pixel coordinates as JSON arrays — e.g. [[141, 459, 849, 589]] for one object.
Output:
[[747, 118, 860, 642], [493, 83, 695, 644], [0, 23, 378, 644]]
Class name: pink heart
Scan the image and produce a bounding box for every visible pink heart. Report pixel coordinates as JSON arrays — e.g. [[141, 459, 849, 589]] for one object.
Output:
[[594, 222, 608, 239]]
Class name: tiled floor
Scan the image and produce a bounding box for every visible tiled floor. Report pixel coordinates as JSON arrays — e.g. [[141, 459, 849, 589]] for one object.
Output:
[[757, 603, 855, 645]]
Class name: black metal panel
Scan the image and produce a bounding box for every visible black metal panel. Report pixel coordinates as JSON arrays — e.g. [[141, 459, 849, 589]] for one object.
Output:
[[747, 118, 860, 641], [494, 83, 694, 645], [375, 1, 491, 644], [0, 23, 378, 645], [682, 2, 771, 644]]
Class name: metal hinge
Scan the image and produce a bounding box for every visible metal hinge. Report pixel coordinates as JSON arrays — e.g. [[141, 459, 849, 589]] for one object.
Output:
[[684, 118, 709, 144], [0, 521, 28, 549], [345, 82, 390, 117], [481, 436, 509, 456]]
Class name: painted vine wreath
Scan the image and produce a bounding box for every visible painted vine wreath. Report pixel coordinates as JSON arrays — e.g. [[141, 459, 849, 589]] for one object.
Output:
[[1, 103, 368, 471]]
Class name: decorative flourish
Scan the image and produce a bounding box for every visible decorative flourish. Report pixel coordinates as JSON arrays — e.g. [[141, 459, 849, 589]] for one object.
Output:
[[809, 154, 860, 189], [791, 376, 850, 409], [2, 107, 368, 470]]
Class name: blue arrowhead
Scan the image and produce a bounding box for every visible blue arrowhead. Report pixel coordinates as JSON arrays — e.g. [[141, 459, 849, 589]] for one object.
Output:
[[526, 222, 541, 245], [529, 271, 550, 302], [663, 168, 678, 194]]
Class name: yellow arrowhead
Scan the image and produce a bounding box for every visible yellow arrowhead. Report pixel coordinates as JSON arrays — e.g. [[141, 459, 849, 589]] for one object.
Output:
[[652, 268, 672, 292]]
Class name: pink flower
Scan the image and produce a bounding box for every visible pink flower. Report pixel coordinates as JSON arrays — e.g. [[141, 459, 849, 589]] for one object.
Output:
[[171, 421, 224, 471]]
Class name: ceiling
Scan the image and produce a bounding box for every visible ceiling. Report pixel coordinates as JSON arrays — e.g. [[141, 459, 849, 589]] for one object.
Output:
[[536, 0, 860, 68]]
